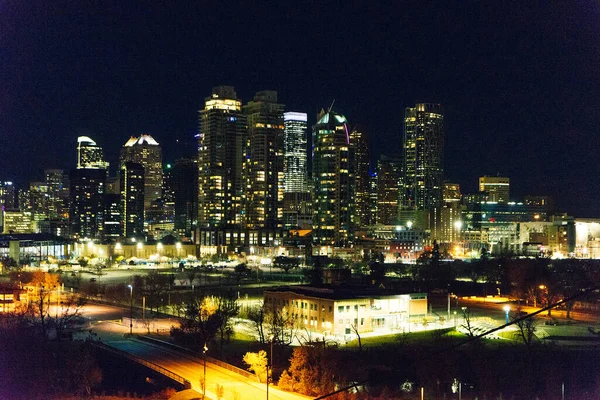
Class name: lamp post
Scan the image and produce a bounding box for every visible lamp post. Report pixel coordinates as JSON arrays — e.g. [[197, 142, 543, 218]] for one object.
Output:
[[203, 343, 208, 399], [127, 284, 133, 335], [267, 335, 274, 400], [55, 285, 61, 320], [503, 305, 510, 324]]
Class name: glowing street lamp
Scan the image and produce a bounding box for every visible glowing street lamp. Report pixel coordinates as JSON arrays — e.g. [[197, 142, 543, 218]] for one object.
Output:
[[266, 335, 274, 400], [503, 305, 510, 324], [127, 284, 133, 335], [203, 343, 208, 399]]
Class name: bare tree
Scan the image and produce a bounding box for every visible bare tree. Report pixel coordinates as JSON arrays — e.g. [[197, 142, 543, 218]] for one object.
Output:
[[265, 302, 298, 345], [54, 293, 86, 341], [350, 323, 362, 351], [215, 290, 239, 347], [460, 307, 477, 339], [186, 266, 199, 288], [512, 308, 537, 348], [248, 302, 266, 343]]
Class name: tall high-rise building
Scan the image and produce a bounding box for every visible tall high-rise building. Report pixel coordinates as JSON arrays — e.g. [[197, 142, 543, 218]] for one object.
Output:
[[443, 182, 461, 203], [350, 126, 371, 227], [283, 112, 311, 230], [376, 155, 401, 225], [44, 169, 69, 220], [479, 176, 510, 202], [431, 182, 463, 244], [69, 168, 106, 239], [0, 181, 16, 231], [77, 136, 109, 170], [312, 109, 354, 245], [243, 91, 285, 229], [120, 134, 163, 211], [402, 103, 444, 212], [197, 86, 246, 229], [103, 193, 121, 238], [120, 162, 145, 238], [173, 158, 198, 238], [283, 112, 309, 193]]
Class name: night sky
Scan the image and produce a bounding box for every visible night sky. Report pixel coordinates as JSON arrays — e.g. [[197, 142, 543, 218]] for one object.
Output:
[[1, 2, 599, 216]]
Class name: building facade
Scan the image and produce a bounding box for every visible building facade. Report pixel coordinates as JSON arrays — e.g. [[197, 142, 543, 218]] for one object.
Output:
[[479, 176, 510, 203], [312, 109, 354, 245], [242, 91, 285, 230], [401, 103, 444, 213], [264, 286, 427, 338], [283, 112, 311, 231], [77, 136, 109, 170], [350, 126, 371, 227], [376, 155, 401, 225], [283, 112, 309, 193], [173, 157, 198, 239], [120, 135, 163, 212], [120, 162, 145, 238], [197, 86, 247, 229], [69, 168, 106, 239]]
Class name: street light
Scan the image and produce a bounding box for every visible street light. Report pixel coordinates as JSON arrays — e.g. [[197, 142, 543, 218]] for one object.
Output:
[[127, 284, 133, 335], [503, 305, 510, 324], [203, 343, 208, 399], [267, 335, 274, 400]]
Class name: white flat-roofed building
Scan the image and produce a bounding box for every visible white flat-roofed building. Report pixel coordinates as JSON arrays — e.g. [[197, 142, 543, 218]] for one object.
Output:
[[264, 285, 427, 339]]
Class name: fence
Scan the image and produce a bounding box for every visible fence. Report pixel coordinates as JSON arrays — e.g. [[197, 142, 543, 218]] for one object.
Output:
[[90, 341, 191, 389]]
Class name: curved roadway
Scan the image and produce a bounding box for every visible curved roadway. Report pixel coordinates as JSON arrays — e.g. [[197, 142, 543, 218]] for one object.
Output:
[[106, 339, 309, 400]]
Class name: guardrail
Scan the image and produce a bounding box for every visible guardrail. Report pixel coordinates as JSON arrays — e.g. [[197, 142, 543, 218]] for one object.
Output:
[[91, 341, 191, 389], [136, 335, 256, 380]]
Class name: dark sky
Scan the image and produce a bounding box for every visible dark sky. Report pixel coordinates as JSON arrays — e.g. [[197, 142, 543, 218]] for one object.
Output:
[[1, 1, 599, 216]]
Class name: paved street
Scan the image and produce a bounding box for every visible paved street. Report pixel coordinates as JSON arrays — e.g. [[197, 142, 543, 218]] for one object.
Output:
[[76, 303, 309, 400], [107, 339, 310, 400]]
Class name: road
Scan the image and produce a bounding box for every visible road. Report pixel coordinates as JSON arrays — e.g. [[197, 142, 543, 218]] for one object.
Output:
[[106, 339, 310, 400], [458, 297, 600, 323], [75, 303, 309, 400]]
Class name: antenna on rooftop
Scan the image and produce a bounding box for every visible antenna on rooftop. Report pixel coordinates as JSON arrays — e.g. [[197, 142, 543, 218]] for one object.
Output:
[[328, 99, 336, 112]]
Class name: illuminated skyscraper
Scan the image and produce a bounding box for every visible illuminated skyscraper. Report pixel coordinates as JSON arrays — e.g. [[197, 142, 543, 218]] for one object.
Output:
[[44, 169, 69, 220], [312, 109, 354, 245], [77, 136, 109, 170], [479, 176, 510, 202], [243, 91, 285, 230], [197, 86, 246, 229], [69, 168, 105, 239], [283, 112, 311, 230], [376, 155, 401, 225], [120, 134, 163, 212], [431, 182, 463, 244], [401, 103, 444, 212], [283, 112, 308, 193], [0, 181, 16, 231], [120, 162, 145, 238], [350, 126, 371, 227], [173, 157, 198, 238], [443, 182, 461, 203]]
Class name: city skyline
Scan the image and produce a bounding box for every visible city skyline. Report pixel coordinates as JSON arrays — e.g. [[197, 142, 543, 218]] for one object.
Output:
[[1, 3, 599, 216]]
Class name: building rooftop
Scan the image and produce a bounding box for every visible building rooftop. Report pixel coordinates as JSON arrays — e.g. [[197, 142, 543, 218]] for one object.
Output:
[[265, 285, 425, 300], [77, 136, 97, 145], [0, 233, 71, 246], [123, 134, 160, 147]]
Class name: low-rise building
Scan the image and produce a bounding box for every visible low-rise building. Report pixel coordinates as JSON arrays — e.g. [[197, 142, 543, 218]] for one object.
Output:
[[264, 285, 427, 338], [0, 285, 27, 312]]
